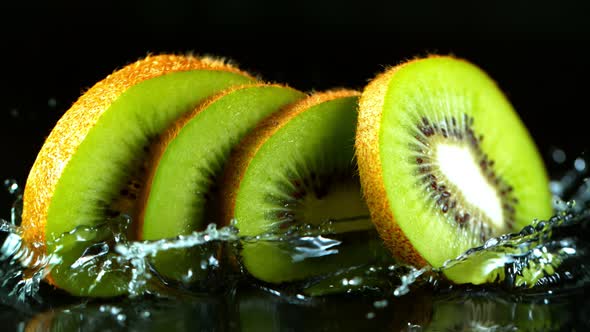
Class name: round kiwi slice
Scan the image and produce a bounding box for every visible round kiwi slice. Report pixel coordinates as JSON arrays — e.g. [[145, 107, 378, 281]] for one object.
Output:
[[356, 55, 553, 283], [221, 90, 384, 284], [137, 84, 305, 283], [21, 54, 255, 296]]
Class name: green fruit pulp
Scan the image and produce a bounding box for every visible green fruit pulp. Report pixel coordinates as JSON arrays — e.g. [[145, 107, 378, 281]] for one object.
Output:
[[46, 70, 254, 297], [140, 85, 305, 282], [376, 57, 553, 282], [233, 96, 383, 283]]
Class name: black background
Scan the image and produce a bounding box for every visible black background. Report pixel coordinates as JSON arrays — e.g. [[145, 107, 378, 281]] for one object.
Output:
[[1, 1, 589, 216]]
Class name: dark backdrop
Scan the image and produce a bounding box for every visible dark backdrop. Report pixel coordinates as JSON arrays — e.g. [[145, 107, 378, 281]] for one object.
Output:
[[1, 1, 589, 215]]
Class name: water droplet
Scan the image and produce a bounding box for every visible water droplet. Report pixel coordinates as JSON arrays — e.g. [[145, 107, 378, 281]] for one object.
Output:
[[9, 109, 19, 118], [535, 221, 547, 231], [208, 255, 219, 267], [484, 238, 499, 248], [521, 225, 535, 235], [265, 288, 282, 297], [3, 179, 19, 195], [406, 323, 423, 332], [575, 158, 587, 172], [561, 247, 576, 255], [348, 276, 363, 286], [373, 299, 388, 309], [181, 269, 194, 283], [48, 98, 57, 108], [550, 181, 563, 196], [552, 148, 567, 164]]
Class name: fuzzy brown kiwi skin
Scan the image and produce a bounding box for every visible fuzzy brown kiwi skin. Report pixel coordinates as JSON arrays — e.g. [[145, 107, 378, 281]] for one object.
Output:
[[355, 56, 453, 268], [21, 54, 252, 286], [135, 82, 297, 239], [219, 89, 361, 228]]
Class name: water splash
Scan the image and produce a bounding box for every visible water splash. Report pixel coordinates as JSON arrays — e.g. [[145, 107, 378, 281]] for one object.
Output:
[[394, 267, 429, 296], [113, 223, 239, 296], [0, 181, 52, 303], [1, 153, 590, 303], [115, 223, 239, 259], [434, 208, 587, 288], [0, 222, 47, 304]]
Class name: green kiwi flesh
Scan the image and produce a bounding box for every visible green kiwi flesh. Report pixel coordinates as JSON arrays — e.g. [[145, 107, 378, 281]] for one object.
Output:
[[364, 56, 553, 282], [139, 85, 305, 282], [228, 94, 384, 283], [47, 70, 254, 296]]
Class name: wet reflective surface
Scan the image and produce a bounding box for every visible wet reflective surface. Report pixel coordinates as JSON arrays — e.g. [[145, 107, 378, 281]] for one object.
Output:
[[3, 283, 589, 331]]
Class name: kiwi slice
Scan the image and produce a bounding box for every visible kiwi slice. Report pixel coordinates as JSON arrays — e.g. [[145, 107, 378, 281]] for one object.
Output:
[[137, 84, 305, 282], [21, 54, 255, 296], [356, 55, 553, 283], [221, 90, 383, 283]]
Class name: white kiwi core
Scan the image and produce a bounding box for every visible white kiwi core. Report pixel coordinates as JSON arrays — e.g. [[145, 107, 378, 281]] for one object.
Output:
[[435, 143, 504, 229]]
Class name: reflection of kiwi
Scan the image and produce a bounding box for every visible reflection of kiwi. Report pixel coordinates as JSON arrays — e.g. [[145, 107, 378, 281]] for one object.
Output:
[[137, 84, 305, 283], [425, 294, 569, 331], [21, 54, 255, 296], [24, 298, 227, 331], [235, 288, 433, 331], [356, 56, 553, 283], [221, 90, 382, 283]]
